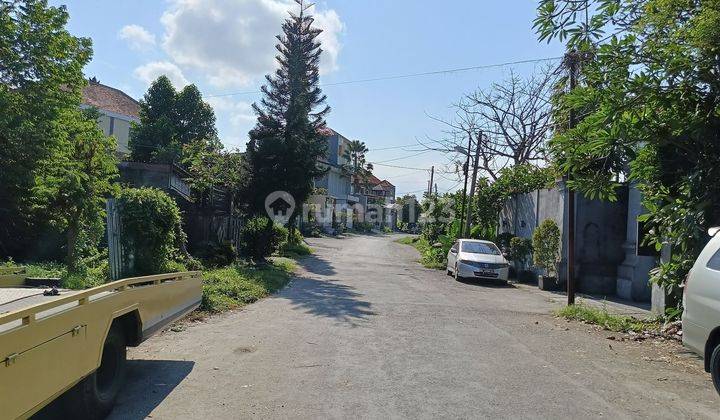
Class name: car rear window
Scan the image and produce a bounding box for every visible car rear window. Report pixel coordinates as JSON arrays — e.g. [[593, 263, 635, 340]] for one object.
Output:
[[461, 242, 501, 255], [707, 248, 720, 271]]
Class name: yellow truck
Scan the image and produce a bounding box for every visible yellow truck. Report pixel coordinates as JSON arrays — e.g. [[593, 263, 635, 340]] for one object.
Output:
[[0, 267, 202, 419]]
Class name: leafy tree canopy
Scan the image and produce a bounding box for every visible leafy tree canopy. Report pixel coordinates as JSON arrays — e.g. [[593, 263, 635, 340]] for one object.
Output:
[[0, 0, 93, 258], [535, 0, 720, 296], [129, 76, 217, 164], [32, 108, 119, 271]]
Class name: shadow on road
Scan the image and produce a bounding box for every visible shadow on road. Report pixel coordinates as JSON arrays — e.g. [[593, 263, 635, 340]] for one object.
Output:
[[33, 359, 194, 420], [108, 359, 194, 419], [455, 277, 517, 288], [283, 276, 375, 325], [297, 254, 337, 276]]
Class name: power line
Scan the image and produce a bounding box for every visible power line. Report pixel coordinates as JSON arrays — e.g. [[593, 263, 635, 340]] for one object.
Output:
[[368, 143, 419, 151], [206, 56, 563, 98], [372, 150, 435, 164], [370, 162, 429, 171]]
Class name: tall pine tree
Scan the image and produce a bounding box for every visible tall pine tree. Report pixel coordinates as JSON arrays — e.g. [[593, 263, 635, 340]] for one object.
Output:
[[245, 0, 330, 225]]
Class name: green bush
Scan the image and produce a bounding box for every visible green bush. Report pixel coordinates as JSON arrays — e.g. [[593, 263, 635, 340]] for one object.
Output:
[[509, 237, 533, 270], [495, 232, 514, 249], [287, 228, 304, 245], [301, 222, 323, 237], [383, 226, 393, 234], [353, 221, 374, 233], [280, 241, 312, 258], [533, 219, 561, 277], [118, 187, 186, 276], [194, 240, 237, 268], [241, 216, 288, 262]]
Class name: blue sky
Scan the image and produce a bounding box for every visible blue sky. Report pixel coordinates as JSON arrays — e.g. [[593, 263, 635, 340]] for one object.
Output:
[[54, 0, 565, 196]]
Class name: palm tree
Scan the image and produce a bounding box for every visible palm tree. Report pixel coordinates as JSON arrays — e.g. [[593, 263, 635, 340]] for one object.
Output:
[[341, 140, 374, 194]]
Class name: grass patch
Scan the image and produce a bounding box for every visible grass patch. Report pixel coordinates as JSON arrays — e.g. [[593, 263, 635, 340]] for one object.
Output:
[[556, 303, 661, 333], [395, 236, 418, 245], [279, 241, 313, 259], [395, 236, 446, 270], [200, 257, 296, 313]]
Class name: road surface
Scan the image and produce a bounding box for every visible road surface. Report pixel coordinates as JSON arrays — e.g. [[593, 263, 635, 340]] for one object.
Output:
[[109, 234, 719, 419]]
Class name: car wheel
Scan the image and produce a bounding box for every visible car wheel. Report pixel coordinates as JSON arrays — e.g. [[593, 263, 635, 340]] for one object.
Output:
[[454, 263, 460, 281], [446, 267, 453, 276], [64, 324, 127, 419], [711, 343, 720, 394]]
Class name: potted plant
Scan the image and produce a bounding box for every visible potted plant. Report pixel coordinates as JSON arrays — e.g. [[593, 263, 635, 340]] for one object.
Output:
[[532, 219, 562, 291], [509, 236, 534, 283]]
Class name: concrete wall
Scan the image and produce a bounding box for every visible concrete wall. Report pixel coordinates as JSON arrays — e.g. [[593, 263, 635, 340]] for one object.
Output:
[[500, 182, 629, 296], [575, 187, 628, 295]]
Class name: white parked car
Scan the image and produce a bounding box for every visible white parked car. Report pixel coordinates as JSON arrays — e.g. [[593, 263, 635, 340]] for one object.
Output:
[[447, 239, 510, 282], [682, 227, 720, 393]]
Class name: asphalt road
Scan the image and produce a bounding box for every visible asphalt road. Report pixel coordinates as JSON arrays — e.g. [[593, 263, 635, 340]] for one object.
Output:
[[109, 234, 719, 419]]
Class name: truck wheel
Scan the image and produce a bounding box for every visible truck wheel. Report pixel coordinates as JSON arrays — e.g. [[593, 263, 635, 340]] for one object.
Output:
[[65, 325, 127, 419], [711, 344, 720, 394]]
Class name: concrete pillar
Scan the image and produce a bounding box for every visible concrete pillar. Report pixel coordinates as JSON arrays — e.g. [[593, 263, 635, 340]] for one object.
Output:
[[651, 243, 672, 315]]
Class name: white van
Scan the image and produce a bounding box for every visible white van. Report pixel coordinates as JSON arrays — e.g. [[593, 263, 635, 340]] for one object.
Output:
[[682, 227, 720, 394]]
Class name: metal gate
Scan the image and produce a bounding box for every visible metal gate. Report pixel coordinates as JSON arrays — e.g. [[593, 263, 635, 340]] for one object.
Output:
[[106, 199, 124, 280]]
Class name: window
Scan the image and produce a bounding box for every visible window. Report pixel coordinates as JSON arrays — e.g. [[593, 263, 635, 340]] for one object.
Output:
[[461, 242, 501, 255], [707, 247, 720, 271]]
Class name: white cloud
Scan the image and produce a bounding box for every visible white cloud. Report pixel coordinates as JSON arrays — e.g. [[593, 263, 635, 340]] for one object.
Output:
[[160, 0, 344, 89], [206, 96, 255, 125], [206, 96, 256, 149], [134, 61, 190, 88], [118, 24, 157, 52]]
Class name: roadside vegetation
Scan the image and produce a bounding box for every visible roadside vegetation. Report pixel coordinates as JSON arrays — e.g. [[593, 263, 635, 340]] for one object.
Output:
[[556, 304, 661, 334], [200, 258, 296, 314], [396, 236, 446, 270]]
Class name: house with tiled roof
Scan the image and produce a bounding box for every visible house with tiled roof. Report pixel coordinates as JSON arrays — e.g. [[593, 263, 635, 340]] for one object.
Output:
[[81, 77, 140, 157]]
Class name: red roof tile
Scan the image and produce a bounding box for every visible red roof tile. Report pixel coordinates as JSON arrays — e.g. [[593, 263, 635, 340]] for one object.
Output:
[[82, 79, 140, 119]]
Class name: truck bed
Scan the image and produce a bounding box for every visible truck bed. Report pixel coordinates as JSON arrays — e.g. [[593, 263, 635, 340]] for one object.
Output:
[[0, 288, 68, 313], [1, 271, 202, 419]]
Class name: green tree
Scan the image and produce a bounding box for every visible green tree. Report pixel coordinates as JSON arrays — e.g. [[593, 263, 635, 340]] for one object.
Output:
[[0, 0, 92, 258], [341, 140, 374, 192], [245, 0, 330, 225], [31, 108, 119, 271], [129, 76, 217, 164], [183, 140, 246, 211], [535, 0, 720, 300]]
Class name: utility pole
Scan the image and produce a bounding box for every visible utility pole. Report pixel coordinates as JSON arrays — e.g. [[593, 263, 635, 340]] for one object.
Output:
[[434, 183, 438, 196], [464, 131, 482, 237], [428, 166, 435, 197], [566, 51, 578, 306], [459, 135, 472, 238]]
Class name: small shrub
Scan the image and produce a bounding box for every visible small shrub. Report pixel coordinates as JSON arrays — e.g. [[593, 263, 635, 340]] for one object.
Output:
[[287, 228, 304, 245], [302, 222, 323, 237], [280, 241, 312, 258], [353, 221, 373, 233], [533, 219, 561, 277], [509, 237, 533, 270], [383, 226, 392, 234], [194, 240, 237, 268], [241, 216, 288, 262], [495, 232, 514, 249]]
